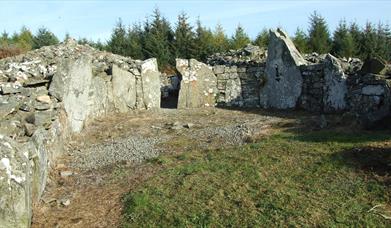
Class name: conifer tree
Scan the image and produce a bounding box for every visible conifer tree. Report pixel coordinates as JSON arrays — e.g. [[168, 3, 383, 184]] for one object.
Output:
[[107, 18, 128, 56], [16, 26, 34, 51], [374, 22, 391, 60], [143, 8, 174, 69], [253, 29, 269, 48], [32, 27, 59, 49], [212, 23, 229, 53], [231, 24, 250, 50], [308, 11, 331, 53], [360, 22, 377, 59], [194, 18, 215, 61], [126, 23, 144, 59], [349, 22, 362, 57], [0, 31, 10, 48], [174, 12, 195, 59], [293, 28, 308, 53], [332, 20, 355, 58]]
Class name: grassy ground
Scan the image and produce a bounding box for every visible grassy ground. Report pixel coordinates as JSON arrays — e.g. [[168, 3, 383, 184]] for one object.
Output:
[[121, 128, 391, 227]]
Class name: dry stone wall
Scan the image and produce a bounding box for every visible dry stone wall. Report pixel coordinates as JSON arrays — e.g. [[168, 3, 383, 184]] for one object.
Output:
[[204, 29, 391, 124], [0, 39, 160, 227], [207, 44, 266, 108]]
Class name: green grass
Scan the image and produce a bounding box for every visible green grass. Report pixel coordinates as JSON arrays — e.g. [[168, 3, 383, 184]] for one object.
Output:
[[121, 129, 391, 227]]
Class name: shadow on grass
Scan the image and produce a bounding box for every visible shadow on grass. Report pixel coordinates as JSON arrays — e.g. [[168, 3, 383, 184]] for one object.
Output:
[[215, 106, 312, 120], [282, 128, 391, 184], [284, 129, 391, 144], [336, 147, 391, 177]]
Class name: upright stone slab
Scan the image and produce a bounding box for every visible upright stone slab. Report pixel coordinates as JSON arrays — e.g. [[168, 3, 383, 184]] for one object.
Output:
[[61, 56, 94, 132], [176, 59, 217, 109], [141, 58, 161, 109], [112, 65, 136, 112], [323, 54, 348, 112], [260, 28, 307, 109], [0, 136, 31, 228]]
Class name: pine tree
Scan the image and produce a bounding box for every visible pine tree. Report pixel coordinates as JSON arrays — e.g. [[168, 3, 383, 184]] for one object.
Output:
[[375, 22, 391, 60], [230, 24, 250, 50], [212, 23, 229, 53], [349, 22, 362, 57], [107, 18, 128, 56], [16, 26, 33, 51], [143, 8, 175, 69], [32, 27, 59, 49], [194, 18, 215, 61], [293, 28, 308, 53], [253, 28, 269, 48], [308, 11, 331, 53], [126, 23, 144, 59], [64, 32, 71, 41], [332, 20, 355, 58], [360, 22, 377, 59], [0, 31, 10, 48], [174, 12, 195, 59]]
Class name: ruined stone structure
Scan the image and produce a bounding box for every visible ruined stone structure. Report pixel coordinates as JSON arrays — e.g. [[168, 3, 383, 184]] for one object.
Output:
[[1, 29, 391, 227], [204, 28, 391, 125], [0, 39, 160, 227]]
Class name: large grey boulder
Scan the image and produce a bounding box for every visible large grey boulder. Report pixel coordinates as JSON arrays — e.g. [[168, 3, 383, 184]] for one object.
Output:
[[176, 59, 217, 109], [260, 28, 307, 109]]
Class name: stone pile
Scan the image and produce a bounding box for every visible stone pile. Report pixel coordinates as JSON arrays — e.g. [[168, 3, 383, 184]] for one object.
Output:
[[207, 44, 266, 66], [0, 39, 160, 227]]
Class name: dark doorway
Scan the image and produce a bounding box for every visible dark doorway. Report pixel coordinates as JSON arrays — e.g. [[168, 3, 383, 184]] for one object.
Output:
[[161, 74, 181, 109]]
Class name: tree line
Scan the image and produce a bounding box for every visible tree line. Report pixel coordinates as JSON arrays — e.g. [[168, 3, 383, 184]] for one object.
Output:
[[1, 9, 390, 70]]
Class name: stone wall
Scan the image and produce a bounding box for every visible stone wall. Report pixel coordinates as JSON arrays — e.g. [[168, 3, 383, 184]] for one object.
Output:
[[347, 73, 391, 126], [0, 39, 161, 227], [207, 44, 266, 108], [211, 63, 264, 107], [204, 29, 391, 124]]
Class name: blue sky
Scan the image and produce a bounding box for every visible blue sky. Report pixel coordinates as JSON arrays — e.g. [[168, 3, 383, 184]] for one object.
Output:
[[0, 0, 390, 42]]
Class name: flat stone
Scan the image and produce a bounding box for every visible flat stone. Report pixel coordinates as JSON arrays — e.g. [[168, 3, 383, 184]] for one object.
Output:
[[184, 123, 195, 128], [36, 95, 51, 104], [360, 57, 386, 75], [23, 79, 49, 87], [60, 170, 73, 178], [60, 198, 71, 206], [1, 82, 22, 94], [23, 123, 36, 137], [0, 99, 19, 118], [362, 85, 385, 96]]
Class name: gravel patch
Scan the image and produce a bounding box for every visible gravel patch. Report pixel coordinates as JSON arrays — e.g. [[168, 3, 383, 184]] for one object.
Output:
[[70, 136, 165, 170], [192, 123, 253, 146]]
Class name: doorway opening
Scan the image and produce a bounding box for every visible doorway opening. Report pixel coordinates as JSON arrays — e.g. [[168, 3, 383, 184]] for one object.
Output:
[[161, 74, 181, 109]]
